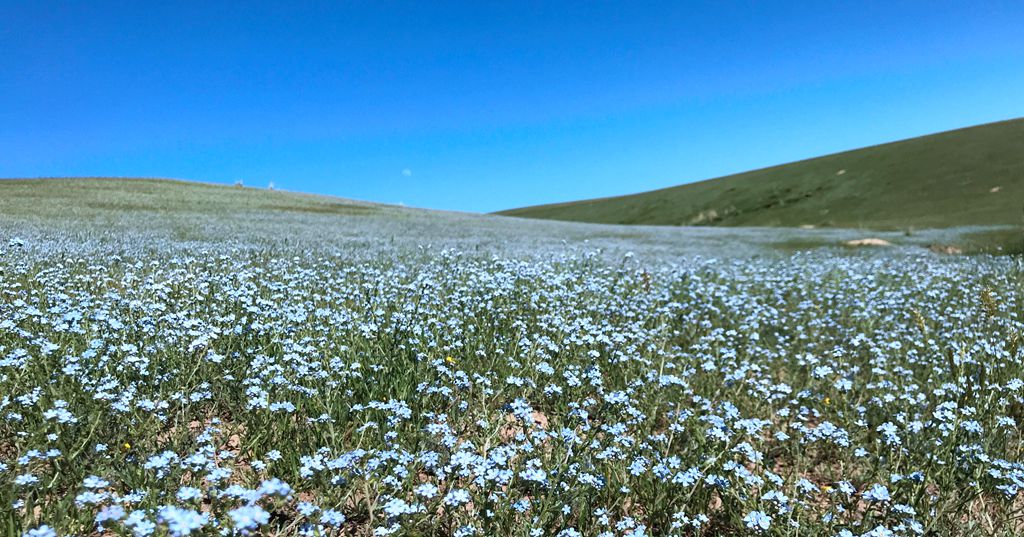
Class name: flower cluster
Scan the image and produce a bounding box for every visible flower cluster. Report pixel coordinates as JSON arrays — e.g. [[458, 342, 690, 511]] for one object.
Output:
[[2, 231, 1023, 536]]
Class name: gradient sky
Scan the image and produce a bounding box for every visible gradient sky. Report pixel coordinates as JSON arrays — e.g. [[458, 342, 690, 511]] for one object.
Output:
[[3, 1, 1024, 212]]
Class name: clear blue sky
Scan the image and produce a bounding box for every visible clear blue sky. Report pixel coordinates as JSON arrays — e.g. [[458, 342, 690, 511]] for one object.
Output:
[[3, 1, 1024, 212]]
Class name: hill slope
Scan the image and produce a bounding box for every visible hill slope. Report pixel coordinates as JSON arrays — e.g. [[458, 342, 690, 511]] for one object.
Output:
[[0, 177, 385, 219], [498, 119, 1024, 229], [1, 176, 1018, 255]]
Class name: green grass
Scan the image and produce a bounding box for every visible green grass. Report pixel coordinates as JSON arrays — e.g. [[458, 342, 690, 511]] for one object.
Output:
[[959, 227, 1024, 256], [497, 118, 1024, 230], [0, 177, 382, 220]]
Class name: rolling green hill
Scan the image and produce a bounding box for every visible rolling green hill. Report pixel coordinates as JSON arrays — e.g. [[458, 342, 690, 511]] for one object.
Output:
[[0, 177, 385, 219], [497, 118, 1024, 230]]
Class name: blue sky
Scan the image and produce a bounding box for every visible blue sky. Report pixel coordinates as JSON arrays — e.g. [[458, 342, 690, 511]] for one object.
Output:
[[2, 1, 1024, 212]]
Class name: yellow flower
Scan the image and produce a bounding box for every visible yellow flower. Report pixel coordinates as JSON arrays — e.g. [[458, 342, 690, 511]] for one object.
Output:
[[445, 356, 457, 365], [122, 442, 132, 451], [823, 397, 831, 406]]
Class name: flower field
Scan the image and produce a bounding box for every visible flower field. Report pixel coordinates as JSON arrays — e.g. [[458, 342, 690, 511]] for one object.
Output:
[[3, 228, 1024, 536]]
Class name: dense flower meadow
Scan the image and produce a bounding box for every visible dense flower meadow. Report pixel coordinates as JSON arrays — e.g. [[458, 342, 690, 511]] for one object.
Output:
[[2, 237, 1024, 536]]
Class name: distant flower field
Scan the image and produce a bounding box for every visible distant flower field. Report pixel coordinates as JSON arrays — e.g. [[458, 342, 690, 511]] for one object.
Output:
[[2, 236, 1024, 536]]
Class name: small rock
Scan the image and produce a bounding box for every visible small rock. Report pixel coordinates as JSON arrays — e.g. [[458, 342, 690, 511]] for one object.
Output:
[[844, 238, 892, 247]]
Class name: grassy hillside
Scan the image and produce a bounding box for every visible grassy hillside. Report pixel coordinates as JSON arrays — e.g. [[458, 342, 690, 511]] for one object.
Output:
[[2, 175, 1018, 256], [0, 177, 383, 219], [498, 118, 1024, 230]]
